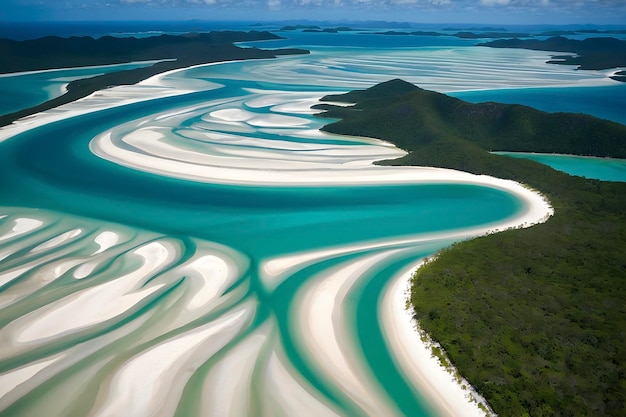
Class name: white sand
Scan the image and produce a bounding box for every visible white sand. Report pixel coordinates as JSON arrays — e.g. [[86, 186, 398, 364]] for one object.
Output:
[[92, 231, 121, 255], [200, 323, 270, 417], [0, 60, 227, 144], [30, 228, 82, 253], [210, 108, 256, 122], [260, 169, 552, 417], [0, 53, 558, 417], [0, 266, 34, 290], [3, 240, 178, 345], [260, 175, 551, 292], [247, 114, 311, 127], [0, 356, 61, 402], [0, 217, 44, 243], [0, 60, 174, 78], [89, 306, 252, 417], [295, 251, 407, 416], [263, 348, 342, 416], [181, 254, 233, 310], [381, 263, 492, 417], [72, 260, 100, 280]]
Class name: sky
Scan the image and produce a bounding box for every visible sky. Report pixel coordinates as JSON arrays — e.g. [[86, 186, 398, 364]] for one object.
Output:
[[1, 0, 625, 25]]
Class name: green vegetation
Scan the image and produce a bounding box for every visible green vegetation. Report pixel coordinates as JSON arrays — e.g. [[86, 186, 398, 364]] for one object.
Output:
[[479, 36, 626, 78], [0, 31, 308, 127], [0, 31, 292, 74], [316, 79, 626, 416]]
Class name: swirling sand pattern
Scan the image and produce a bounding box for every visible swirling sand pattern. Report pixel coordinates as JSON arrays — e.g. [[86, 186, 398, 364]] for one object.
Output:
[[0, 42, 567, 417]]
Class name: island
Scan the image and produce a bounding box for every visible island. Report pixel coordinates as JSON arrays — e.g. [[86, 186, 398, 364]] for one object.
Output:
[[453, 31, 531, 39], [478, 36, 626, 79], [443, 27, 508, 31], [302, 27, 354, 33], [372, 30, 442, 36], [0, 31, 309, 126], [369, 30, 531, 39], [315, 79, 626, 417], [279, 25, 321, 31]]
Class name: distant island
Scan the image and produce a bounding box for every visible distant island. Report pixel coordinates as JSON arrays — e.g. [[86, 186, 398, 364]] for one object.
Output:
[[315, 79, 626, 417], [372, 30, 441, 36], [279, 25, 322, 31], [302, 27, 354, 33], [370, 30, 531, 39], [577, 29, 626, 34], [479, 36, 626, 80], [279, 25, 354, 33], [453, 31, 531, 39], [442, 26, 508, 32], [0, 31, 309, 127], [361, 32, 626, 82]]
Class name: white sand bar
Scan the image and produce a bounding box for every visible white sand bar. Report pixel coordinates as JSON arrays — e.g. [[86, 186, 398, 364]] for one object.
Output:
[[89, 306, 253, 417], [0, 47, 566, 417], [294, 251, 409, 417], [381, 263, 493, 417]]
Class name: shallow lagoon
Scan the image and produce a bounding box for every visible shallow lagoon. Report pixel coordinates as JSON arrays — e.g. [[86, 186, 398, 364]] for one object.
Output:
[[0, 61, 165, 116], [494, 152, 626, 182], [0, 28, 623, 417]]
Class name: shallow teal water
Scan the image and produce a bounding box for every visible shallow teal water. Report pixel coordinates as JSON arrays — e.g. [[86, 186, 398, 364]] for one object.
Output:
[[0, 30, 624, 417], [0, 61, 162, 116], [494, 152, 626, 182]]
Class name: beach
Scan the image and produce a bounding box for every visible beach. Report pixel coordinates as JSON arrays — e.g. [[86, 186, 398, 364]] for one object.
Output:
[[0, 42, 560, 417]]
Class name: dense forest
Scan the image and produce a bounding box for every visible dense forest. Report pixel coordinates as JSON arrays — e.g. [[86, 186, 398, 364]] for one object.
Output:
[[316, 79, 626, 416]]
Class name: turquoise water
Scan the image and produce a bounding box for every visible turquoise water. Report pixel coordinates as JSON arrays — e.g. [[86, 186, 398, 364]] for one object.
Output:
[[0, 61, 164, 116], [494, 152, 626, 182], [451, 84, 626, 125], [0, 29, 623, 417]]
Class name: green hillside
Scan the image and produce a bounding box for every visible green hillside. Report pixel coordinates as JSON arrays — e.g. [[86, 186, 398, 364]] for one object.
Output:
[[316, 79, 626, 417]]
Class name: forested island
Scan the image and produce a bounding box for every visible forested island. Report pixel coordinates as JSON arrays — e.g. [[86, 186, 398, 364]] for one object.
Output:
[[316, 79, 626, 416], [0, 31, 308, 126], [370, 30, 531, 38], [479, 36, 626, 80]]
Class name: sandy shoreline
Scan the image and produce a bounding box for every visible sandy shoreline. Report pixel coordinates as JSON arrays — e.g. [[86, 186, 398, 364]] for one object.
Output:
[[0, 60, 175, 78], [0, 55, 555, 416], [260, 174, 551, 416]]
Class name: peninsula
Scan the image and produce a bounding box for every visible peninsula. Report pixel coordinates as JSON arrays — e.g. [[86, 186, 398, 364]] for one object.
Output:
[[0, 31, 308, 126], [316, 79, 626, 417], [479, 36, 626, 80]]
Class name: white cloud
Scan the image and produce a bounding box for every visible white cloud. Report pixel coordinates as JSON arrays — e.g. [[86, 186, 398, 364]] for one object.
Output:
[[480, 0, 511, 5]]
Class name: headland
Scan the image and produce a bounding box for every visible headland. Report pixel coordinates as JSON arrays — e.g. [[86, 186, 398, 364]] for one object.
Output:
[[316, 79, 626, 416]]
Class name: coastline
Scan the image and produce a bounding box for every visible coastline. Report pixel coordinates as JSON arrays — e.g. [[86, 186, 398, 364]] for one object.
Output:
[[0, 59, 175, 78], [378, 174, 552, 417], [0, 54, 555, 416], [0, 32, 309, 128], [317, 80, 626, 415], [0, 60, 234, 143]]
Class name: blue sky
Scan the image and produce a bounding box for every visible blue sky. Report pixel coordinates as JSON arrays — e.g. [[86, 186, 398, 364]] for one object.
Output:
[[1, 0, 625, 25]]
